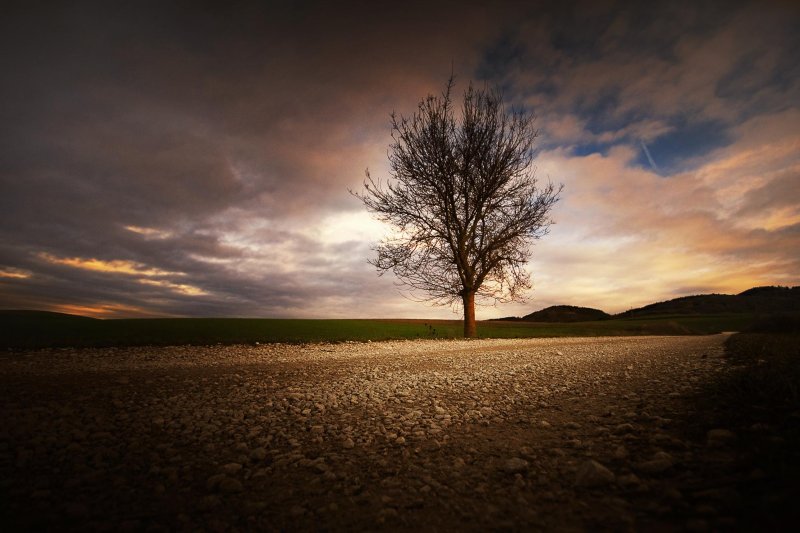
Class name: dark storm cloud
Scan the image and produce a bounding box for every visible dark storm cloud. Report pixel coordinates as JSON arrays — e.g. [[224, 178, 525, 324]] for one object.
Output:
[[1, 0, 798, 317]]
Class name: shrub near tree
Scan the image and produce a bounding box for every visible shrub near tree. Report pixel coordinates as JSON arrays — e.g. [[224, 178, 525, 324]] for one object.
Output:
[[354, 77, 561, 338]]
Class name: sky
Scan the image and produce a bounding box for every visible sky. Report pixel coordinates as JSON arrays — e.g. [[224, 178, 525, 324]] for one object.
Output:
[[1, 0, 798, 319]]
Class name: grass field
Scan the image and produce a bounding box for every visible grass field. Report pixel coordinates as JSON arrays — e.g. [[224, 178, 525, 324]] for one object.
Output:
[[0, 310, 761, 349]]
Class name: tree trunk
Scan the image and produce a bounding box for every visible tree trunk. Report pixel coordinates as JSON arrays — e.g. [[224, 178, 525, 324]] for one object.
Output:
[[462, 291, 477, 339]]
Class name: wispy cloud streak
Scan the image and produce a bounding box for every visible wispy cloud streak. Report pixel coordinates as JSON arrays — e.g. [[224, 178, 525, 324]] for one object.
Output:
[[640, 140, 659, 172]]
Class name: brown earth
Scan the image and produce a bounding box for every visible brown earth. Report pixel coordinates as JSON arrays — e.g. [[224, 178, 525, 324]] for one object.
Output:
[[0, 335, 794, 531]]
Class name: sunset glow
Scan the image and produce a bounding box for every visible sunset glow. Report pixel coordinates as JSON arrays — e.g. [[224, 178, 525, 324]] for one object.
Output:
[[0, 1, 797, 318]]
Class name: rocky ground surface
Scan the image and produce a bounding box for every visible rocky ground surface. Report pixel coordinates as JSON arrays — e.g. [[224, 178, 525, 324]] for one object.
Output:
[[0, 335, 795, 531]]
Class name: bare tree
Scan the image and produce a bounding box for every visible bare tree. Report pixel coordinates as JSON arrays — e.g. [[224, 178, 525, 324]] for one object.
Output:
[[353, 78, 562, 338]]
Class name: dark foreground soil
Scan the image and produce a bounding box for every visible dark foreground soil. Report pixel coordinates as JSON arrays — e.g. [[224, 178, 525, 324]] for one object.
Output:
[[1, 335, 798, 531]]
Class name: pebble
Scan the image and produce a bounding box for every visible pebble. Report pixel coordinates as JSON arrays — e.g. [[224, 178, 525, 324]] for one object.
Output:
[[575, 459, 615, 487], [220, 462, 243, 474], [206, 474, 226, 491], [636, 452, 674, 475], [250, 448, 267, 461], [617, 473, 641, 488], [502, 457, 529, 474], [706, 429, 736, 448], [613, 445, 629, 459], [218, 476, 244, 493]]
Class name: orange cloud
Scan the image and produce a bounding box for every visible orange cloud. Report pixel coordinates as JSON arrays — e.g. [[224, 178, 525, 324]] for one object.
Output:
[[0, 267, 31, 279], [123, 225, 172, 239], [50, 303, 155, 318], [38, 252, 208, 297], [39, 253, 181, 277], [138, 279, 207, 296]]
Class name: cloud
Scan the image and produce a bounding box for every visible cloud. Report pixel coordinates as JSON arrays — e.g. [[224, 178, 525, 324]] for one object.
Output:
[[38, 253, 184, 278], [0, 1, 798, 318], [0, 267, 31, 279], [124, 226, 173, 239], [498, 103, 800, 315], [137, 279, 207, 297]]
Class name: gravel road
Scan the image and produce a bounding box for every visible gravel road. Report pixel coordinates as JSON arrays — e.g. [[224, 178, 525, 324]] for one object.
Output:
[[1, 335, 752, 531]]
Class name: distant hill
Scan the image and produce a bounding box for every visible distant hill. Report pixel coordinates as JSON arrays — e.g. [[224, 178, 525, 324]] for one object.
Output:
[[501, 285, 799, 323], [521, 305, 611, 323], [618, 286, 800, 317], [0, 310, 97, 323], [0, 310, 99, 348]]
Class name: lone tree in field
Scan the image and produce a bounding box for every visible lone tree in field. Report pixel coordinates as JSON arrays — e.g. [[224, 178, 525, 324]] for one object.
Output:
[[354, 78, 562, 338]]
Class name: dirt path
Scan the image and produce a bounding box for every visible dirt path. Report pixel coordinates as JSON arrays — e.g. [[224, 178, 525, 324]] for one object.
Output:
[[0, 335, 760, 531]]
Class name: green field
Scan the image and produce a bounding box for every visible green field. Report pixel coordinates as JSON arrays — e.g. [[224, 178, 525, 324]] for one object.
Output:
[[0, 310, 760, 349]]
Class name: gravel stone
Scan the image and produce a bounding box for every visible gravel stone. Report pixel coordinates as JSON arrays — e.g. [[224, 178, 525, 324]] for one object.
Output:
[[636, 452, 675, 475], [502, 457, 529, 474], [249, 448, 267, 461], [218, 476, 244, 493], [575, 459, 615, 487], [220, 462, 243, 474], [0, 334, 752, 531], [706, 429, 737, 447]]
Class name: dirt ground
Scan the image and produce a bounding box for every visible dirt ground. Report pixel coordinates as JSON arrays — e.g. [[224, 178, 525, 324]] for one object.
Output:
[[1, 335, 796, 531]]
